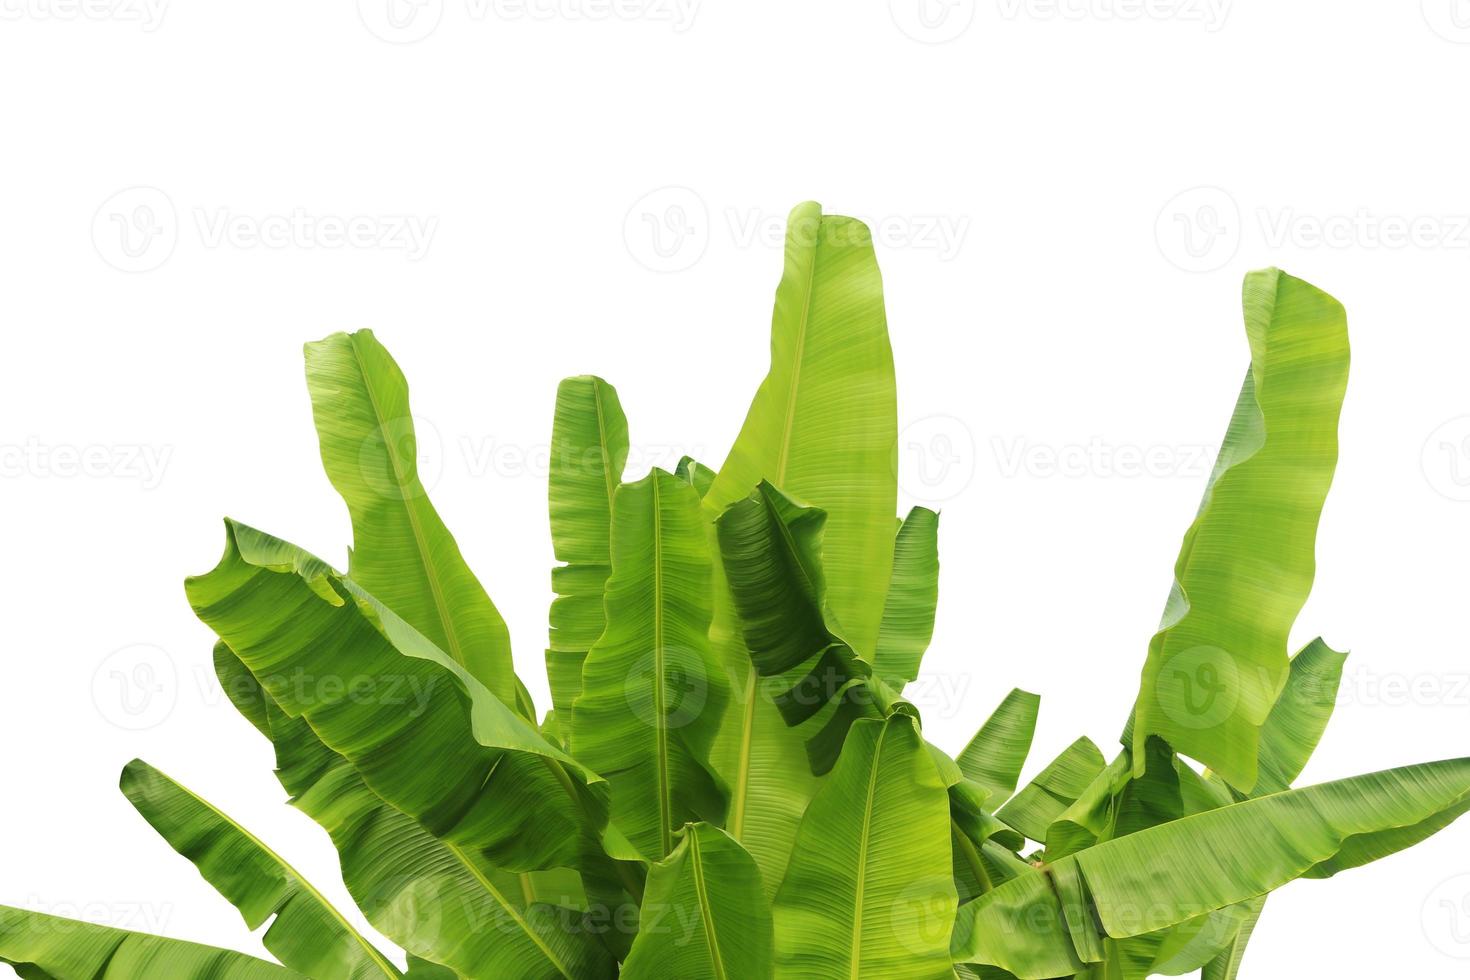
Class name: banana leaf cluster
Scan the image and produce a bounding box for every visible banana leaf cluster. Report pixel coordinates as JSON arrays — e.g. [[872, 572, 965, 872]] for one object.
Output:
[[6, 202, 1469, 979]]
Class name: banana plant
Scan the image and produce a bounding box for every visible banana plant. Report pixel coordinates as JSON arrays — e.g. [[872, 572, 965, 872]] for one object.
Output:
[[5, 203, 1469, 980]]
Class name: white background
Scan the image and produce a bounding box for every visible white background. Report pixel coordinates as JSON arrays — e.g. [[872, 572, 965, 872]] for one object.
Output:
[[4, 2, 1470, 976]]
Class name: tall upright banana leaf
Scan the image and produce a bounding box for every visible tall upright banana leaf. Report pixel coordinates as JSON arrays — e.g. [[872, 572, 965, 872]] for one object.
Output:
[[305, 330, 522, 712], [706, 201, 899, 901], [1132, 269, 1350, 791], [547, 375, 630, 723]]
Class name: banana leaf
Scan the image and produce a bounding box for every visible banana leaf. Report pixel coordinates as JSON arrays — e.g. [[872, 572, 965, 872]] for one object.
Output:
[[304, 330, 520, 712], [211, 643, 620, 979], [955, 757, 1470, 977], [570, 469, 729, 860], [774, 715, 957, 979], [547, 375, 629, 723], [186, 520, 607, 872], [874, 507, 941, 689], [620, 823, 772, 979], [1132, 269, 1351, 791], [957, 689, 1042, 804], [119, 759, 400, 979], [0, 907, 301, 979]]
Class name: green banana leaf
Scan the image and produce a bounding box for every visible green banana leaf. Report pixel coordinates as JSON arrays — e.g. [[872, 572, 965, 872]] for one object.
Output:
[[955, 757, 1470, 977], [700, 469, 819, 903], [212, 644, 619, 979], [704, 201, 898, 663], [547, 375, 629, 723], [1132, 269, 1351, 791], [187, 520, 606, 872], [957, 689, 1042, 804], [1201, 897, 1265, 980], [119, 759, 400, 979], [1254, 637, 1347, 795], [995, 736, 1106, 843], [704, 203, 895, 908], [620, 823, 773, 979], [0, 906, 301, 979], [570, 469, 729, 860], [304, 330, 520, 711], [715, 481, 911, 776], [874, 507, 941, 689], [774, 715, 957, 979]]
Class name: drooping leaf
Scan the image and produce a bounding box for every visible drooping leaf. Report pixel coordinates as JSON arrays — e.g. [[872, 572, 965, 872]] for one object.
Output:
[[621, 823, 773, 979], [304, 330, 520, 710], [209, 641, 621, 980], [546, 375, 630, 724], [774, 715, 957, 979], [705, 200, 898, 663], [119, 759, 400, 980], [715, 482, 908, 774], [874, 507, 940, 688], [995, 736, 1106, 843], [1132, 270, 1351, 790], [955, 758, 1470, 977], [187, 520, 605, 872], [0, 906, 301, 979], [957, 689, 1041, 804], [570, 469, 729, 860]]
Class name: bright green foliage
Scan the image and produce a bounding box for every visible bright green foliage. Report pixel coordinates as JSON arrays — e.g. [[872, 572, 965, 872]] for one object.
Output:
[[9, 203, 1469, 980]]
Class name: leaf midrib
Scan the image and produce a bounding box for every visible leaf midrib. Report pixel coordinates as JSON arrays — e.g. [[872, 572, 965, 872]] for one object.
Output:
[[687, 831, 728, 980], [651, 474, 673, 857], [156, 769, 399, 979], [850, 722, 889, 979]]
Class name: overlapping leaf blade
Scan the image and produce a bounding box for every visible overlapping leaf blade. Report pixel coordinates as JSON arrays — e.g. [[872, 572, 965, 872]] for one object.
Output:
[[213, 644, 617, 979], [774, 715, 957, 979], [620, 823, 772, 979], [186, 520, 604, 872], [955, 758, 1470, 977], [570, 469, 729, 861], [704, 200, 898, 662]]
